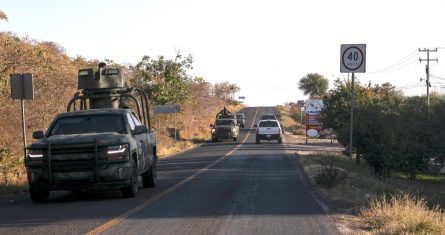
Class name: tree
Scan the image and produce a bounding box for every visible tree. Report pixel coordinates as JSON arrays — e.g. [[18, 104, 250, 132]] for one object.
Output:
[[0, 10, 8, 22], [213, 82, 240, 102], [131, 54, 193, 104], [298, 73, 329, 98]]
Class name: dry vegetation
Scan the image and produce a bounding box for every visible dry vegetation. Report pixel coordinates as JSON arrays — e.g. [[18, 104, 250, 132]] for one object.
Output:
[[276, 104, 305, 135], [278, 103, 445, 234], [0, 31, 242, 194]]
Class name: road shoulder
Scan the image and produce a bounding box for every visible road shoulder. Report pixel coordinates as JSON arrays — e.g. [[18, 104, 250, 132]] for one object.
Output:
[[283, 133, 368, 235]]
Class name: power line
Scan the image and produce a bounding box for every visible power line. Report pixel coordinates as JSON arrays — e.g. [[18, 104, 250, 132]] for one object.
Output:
[[367, 50, 419, 74]]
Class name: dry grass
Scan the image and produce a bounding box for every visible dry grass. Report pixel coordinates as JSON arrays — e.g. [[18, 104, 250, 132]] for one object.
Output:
[[300, 153, 445, 234], [361, 194, 445, 234], [156, 134, 195, 158], [276, 105, 305, 134]]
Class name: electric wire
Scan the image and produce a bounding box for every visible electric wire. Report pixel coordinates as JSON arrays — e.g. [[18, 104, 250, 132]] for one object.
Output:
[[367, 50, 419, 74]]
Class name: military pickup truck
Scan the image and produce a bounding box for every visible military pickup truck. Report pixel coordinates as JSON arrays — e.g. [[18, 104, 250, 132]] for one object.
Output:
[[210, 107, 240, 142], [25, 63, 157, 202]]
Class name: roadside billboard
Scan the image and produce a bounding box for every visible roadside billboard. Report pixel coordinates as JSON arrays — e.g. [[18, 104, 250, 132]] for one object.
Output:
[[305, 99, 323, 138]]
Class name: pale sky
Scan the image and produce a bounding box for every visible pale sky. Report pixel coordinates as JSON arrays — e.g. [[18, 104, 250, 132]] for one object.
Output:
[[2, 0, 445, 106]]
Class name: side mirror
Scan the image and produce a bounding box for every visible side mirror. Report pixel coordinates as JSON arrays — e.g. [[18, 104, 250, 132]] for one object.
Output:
[[132, 125, 148, 135], [33, 131, 44, 139]]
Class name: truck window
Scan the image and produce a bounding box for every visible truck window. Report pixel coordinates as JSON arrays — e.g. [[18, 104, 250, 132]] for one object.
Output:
[[259, 121, 278, 127], [49, 115, 125, 136], [126, 113, 136, 130], [215, 119, 234, 126], [129, 112, 142, 126]]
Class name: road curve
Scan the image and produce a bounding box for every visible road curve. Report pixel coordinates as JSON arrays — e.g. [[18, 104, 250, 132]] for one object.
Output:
[[0, 106, 339, 235]]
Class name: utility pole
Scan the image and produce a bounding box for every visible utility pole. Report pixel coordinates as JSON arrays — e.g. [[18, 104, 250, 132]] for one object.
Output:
[[419, 48, 438, 106]]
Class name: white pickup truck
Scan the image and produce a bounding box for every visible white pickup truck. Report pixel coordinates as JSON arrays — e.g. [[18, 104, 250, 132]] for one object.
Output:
[[255, 119, 282, 144]]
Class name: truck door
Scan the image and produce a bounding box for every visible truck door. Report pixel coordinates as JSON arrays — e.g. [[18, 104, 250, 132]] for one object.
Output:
[[126, 113, 149, 172]]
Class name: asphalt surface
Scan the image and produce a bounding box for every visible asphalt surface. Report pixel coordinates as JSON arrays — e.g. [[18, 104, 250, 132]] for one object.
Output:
[[0, 107, 340, 235]]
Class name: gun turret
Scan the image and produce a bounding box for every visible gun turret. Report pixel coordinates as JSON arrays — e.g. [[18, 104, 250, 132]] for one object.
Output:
[[67, 63, 152, 128]]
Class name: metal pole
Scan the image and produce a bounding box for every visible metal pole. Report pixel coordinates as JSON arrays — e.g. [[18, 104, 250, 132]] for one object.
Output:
[[349, 73, 355, 159], [21, 99, 27, 161], [158, 115, 161, 134], [174, 110, 177, 140], [426, 50, 430, 107], [300, 109, 303, 126]]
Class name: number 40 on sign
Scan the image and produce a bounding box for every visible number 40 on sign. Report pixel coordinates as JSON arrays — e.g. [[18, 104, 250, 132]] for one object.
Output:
[[340, 44, 366, 73]]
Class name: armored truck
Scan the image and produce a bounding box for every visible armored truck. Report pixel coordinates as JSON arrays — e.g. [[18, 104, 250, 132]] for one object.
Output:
[[25, 63, 157, 202], [210, 107, 239, 142]]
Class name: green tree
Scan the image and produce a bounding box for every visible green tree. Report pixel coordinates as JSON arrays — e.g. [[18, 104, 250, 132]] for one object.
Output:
[[298, 73, 329, 98], [132, 54, 193, 104]]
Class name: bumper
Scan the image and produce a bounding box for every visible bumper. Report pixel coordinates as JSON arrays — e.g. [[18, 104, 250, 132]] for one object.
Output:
[[27, 161, 133, 191], [257, 134, 281, 140], [212, 132, 236, 140]]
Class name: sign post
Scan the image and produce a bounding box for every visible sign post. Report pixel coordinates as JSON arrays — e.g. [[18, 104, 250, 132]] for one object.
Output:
[[154, 104, 181, 140], [10, 73, 34, 161], [340, 44, 366, 159]]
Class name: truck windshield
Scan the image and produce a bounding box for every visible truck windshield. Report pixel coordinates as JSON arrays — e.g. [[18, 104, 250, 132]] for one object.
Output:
[[259, 121, 278, 127], [215, 119, 234, 126], [49, 115, 125, 136]]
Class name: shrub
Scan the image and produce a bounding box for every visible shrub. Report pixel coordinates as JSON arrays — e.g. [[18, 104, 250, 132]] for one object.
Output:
[[361, 194, 445, 234], [315, 155, 348, 188]]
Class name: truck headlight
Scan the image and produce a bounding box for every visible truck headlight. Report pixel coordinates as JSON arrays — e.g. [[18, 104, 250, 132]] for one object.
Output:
[[27, 149, 44, 158], [107, 145, 128, 160], [211, 129, 216, 133], [232, 128, 237, 133]]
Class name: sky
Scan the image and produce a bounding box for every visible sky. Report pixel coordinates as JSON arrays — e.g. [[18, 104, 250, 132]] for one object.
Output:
[[2, 0, 445, 106]]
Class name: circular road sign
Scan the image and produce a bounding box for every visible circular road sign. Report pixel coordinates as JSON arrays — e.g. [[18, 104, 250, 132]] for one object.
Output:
[[342, 46, 364, 71]]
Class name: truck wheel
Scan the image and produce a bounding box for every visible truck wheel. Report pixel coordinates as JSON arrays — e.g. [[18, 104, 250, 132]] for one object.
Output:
[[233, 137, 238, 142], [278, 138, 282, 144], [30, 189, 50, 203], [211, 138, 217, 143], [142, 159, 157, 188], [122, 161, 138, 198], [256, 137, 260, 144]]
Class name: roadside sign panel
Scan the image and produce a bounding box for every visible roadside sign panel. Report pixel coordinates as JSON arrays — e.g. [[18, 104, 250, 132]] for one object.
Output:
[[305, 99, 324, 139], [10, 73, 34, 100], [297, 100, 305, 107], [305, 99, 323, 115], [154, 104, 180, 114], [340, 44, 366, 73]]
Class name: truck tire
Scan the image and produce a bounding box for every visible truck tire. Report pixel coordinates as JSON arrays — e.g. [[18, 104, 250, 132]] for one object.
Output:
[[122, 160, 138, 198], [278, 138, 282, 144], [211, 138, 217, 143], [30, 189, 50, 203], [256, 136, 260, 144], [233, 137, 238, 142], [142, 159, 157, 188]]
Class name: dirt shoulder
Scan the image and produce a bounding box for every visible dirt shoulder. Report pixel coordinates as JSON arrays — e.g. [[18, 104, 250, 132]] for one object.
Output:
[[283, 133, 369, 235]]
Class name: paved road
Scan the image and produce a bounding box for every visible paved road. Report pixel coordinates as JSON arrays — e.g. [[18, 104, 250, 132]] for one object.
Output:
[[0, 107, 339, 235]]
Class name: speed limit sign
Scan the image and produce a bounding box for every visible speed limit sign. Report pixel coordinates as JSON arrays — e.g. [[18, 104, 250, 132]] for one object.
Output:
[[340, 44, 366, 73]]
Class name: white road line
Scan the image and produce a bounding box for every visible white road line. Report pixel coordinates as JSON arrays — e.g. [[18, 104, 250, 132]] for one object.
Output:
[[86, 108, 259, 235]]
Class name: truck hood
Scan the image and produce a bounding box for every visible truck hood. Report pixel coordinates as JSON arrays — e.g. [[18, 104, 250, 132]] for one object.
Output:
[[30, 132, 131, 148]]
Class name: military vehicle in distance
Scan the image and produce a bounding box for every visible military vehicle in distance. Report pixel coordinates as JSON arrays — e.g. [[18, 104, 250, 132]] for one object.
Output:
[[235, 113, 246, 128], [25, 63, 157, 202], [210, 107, 240, 142]]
